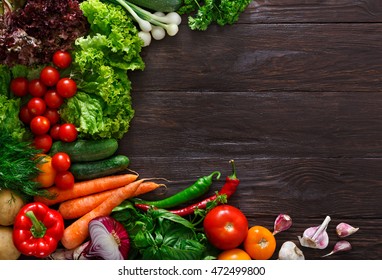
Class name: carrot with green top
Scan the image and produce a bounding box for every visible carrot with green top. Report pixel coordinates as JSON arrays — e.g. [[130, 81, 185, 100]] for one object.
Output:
[[34, 173, 138, 206], [60, 179, 162, 249]]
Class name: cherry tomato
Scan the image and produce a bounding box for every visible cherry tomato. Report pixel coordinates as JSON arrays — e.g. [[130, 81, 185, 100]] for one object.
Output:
[[19, 105, 33, 124], [55, 171, 75, 190], [40, 66, 60, 87], [203, 205, 248, 250], [33, 134, 53, 153], [217, 248, 252, 260], [10, 77, 29, 97], [34, 154, 57, 188], [52, 50, 72, 69], [43, 108, 60, 125], [243, 226, 276, 260], [28, 79, 47, 97], [30, 116, 51, 135], [50, 124, 61, 140], [51, 152, 71, 172], [56, 77, 77, 98], [59, 123, 78, 142], [27, 97, 46, 116], [44, 89, 64, 109]]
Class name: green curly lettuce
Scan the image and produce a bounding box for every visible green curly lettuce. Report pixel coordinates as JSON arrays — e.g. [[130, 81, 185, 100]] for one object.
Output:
[[0, 65, 31, 141], [178, 0, 253, 31], [61, 0, 144, 140]]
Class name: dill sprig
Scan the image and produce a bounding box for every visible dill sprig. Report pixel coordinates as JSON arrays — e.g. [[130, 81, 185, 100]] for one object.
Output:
[[0, 131, 52, 199]]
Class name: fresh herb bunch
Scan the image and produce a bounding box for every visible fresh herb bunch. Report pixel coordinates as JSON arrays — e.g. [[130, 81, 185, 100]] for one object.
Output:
[[111, 201, 219, 260], [0, 130, 51, 200], [178, 0, 253, 31]]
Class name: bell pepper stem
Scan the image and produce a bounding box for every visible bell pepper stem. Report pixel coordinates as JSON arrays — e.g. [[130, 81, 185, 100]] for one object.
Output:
[[25, 210, 47, 238]]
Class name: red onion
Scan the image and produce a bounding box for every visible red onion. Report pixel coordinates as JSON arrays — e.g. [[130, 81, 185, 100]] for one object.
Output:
[[84, 216, 130, 260]]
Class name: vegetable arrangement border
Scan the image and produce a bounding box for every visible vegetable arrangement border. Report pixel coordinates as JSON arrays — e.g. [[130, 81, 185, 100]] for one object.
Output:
[[0, 0, 359, 260]]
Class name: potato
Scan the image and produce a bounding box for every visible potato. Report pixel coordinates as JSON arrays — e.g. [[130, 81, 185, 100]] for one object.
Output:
[[0, 189, 25, 226], [0, 226, 21, 260]]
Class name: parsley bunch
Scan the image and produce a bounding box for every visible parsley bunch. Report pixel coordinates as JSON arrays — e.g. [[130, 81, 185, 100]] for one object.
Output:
[[178, 0, 253, 31]]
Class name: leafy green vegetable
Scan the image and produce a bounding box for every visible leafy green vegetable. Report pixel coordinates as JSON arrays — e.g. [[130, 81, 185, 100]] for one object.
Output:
[[178, 0, 252, 31], [0, 129, 52, 200], [60, 0, 144, 140], [0, 65, 31, 141], [112, 202, 218, 260]]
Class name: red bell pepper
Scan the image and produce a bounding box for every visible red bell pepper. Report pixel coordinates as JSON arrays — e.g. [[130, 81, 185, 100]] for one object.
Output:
[[12, 202, 64, 258]]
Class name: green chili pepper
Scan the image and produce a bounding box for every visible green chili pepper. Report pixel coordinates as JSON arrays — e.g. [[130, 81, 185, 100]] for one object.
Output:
[[134, 171, 221, 209]]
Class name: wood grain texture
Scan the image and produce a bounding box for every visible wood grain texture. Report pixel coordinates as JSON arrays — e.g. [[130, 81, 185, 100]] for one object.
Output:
[[118, 1, 382, 259], [241, 0, 382, 23], [130, 24, 382, 93]]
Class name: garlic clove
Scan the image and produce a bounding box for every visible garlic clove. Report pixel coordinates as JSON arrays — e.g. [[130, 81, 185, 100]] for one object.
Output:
[[273, 214, 293, 235], [278, 241, 305, 260], [298, 216, 331, 249], [322, 240, 352, 257], [336, 222, 359, 238]]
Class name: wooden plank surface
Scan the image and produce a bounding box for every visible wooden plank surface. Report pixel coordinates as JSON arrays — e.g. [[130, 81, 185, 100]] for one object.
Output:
[[120, 1, 382, 259]]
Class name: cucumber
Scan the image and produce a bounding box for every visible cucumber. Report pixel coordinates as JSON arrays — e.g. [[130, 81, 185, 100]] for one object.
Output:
[[70, 155, 130, 181], [129, 0, 183, 12], [50, 139, 118, 163]]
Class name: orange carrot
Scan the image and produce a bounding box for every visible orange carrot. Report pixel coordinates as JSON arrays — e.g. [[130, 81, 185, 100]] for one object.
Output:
[[34, 173, 138, 206], [58, 181, 162, 220], [60, 179, 162, 249]]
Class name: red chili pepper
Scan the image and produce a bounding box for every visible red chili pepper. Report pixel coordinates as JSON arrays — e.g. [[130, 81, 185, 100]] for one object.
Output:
[[12, 202, 64, 258], [135, 160, 240, 216]]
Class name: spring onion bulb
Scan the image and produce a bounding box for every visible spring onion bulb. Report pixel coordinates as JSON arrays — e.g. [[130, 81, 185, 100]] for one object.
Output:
[[151, 26, 166, 40]]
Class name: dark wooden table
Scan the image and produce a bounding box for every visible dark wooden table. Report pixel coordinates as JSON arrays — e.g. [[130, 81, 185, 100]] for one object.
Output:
[[119, 1, 382, 260]]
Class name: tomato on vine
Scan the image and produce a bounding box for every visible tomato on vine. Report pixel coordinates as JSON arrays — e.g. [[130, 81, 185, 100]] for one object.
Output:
[[55, 171, 75, 190], [30, 116, 51, 135], [243, 225, 276, 260], [27, 97, 46, 116], [44, 89, 64, 109], [52, 50, 72, 69], [10, 77, 29, 97], [43, 108, 60, 125], [56, 77, 77, 98], [40, 66, 60, 87], [51, 152, 71, 172], [203, 205, 248, 250], [59, 123, 77, 142], [33, 134, 53, 153], [28, 79, 47, 97]]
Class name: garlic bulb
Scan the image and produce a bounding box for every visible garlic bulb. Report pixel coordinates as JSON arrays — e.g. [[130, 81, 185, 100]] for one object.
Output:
[[278, 241, 305, 260]]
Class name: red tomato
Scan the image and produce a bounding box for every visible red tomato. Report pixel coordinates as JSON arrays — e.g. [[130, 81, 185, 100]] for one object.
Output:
[[40, 66, 60, 87], [10, 77, 29, 97], [56, 77, 77, 98], [55, 171, 75, 190], [52, 50, 72, 69], [44, 89, 64, 109], [51, 152, 71, 172], [203, 205, 248, 250], [50, 124, 61, 140], [33, 134, 53, 153], [19, 105, 33, 124], [27, 97, 46, 116], [243, 226, 276, 260], [28, 79, 47, 97], [43, 108, 60, 125], [30, 116, 51, 135], [59, 123, 78, 142], [217, 248, 252, 260]]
